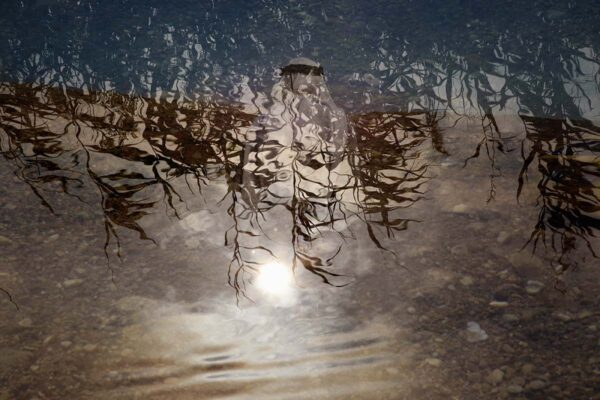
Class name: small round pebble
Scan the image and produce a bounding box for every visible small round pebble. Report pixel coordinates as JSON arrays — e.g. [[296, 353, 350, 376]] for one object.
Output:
[[487, 369, 504, 384], [18, 318, 33, 328], [525, 280, 544, 295], [507, 384, 523, 394], [526, 380, 547, 391], [425, 358, 442, 367]]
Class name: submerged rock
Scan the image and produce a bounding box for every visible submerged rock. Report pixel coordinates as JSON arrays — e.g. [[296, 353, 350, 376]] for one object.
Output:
[[0, 235, 14, 244], [460, 276, 474, 286], [577, 310, 593, 320], [496, 231, 510, 243], [425, 357, 442, 367], [18, 318, 33, 328], [486, 368, 504, 384], [465, 321, 488, 342], [554, 311, 574, 322], [526, 380, 547, 391], [507, 384, 523, 394], [525, 280, 544, 295], [452, 203, 469, 213], [45, 233, 60, 243], [63, 278, 83, 288], [521, 363, 535, 374]]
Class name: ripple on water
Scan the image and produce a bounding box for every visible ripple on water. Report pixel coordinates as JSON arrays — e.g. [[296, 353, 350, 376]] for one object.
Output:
[[93, 297, 413, 399]]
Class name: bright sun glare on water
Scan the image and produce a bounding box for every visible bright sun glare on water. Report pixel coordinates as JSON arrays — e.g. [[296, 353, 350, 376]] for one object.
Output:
[[255, 262, 293, 296]]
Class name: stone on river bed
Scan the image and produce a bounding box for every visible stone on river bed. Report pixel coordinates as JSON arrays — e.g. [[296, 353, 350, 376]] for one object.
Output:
[[18, 318, 33, 327], [525, 280, 544, 295], [506, 384, 523, 394], [63, 278, 83, 288], [486, 368, 504, 384], [526, 380, 547, 391], [465, 321, 488, 342], [425, 358, 442, 367]]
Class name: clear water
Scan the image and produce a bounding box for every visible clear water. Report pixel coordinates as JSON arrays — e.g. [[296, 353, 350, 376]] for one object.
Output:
[[1, 1, 599, 399]]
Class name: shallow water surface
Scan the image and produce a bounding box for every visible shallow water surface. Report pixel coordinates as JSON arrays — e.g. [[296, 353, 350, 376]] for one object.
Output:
[[1, 1, 600, 399]]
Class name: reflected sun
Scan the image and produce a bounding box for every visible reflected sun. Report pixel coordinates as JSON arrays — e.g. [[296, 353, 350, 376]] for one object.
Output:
[[255, 262, 293, 296]]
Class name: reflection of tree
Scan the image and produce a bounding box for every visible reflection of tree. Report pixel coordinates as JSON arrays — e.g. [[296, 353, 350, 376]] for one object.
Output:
[[0, 83, 254, 275], [2, 0, 600, 113], [221, 109, 437, 297], [0, 83, 434, 296], [350, 112, 431, 244], [518, 116, 600, 270], [2, 0, 599, 297], [0, 85, 87, 214]]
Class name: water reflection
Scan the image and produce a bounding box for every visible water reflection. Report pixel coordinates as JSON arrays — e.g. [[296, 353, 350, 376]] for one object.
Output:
[[3, 0, 600, 117], [99, 295, 403, 399], [0, 82, 254, 268], [2, 63, 600, 302], [518, 116, 600, 271], [2, 1, 600, 398], [255, 262, 293, 297], [0, 64, 435, 296], [228, 58, 431, 296]]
